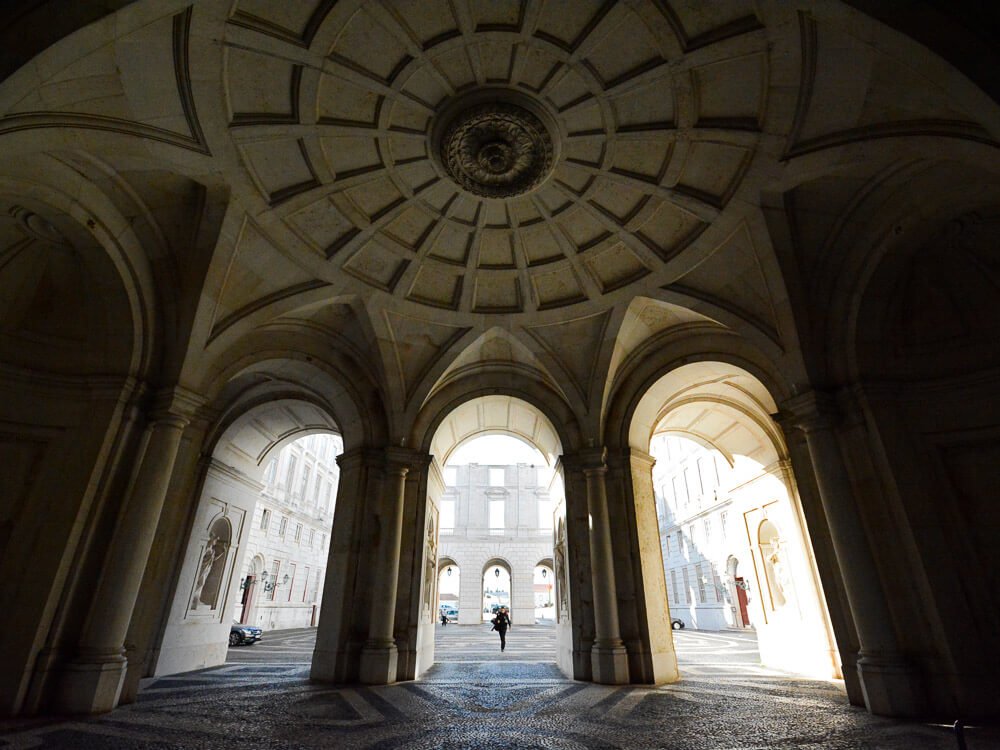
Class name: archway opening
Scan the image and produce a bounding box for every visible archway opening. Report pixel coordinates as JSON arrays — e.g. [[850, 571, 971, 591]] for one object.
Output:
[[437, 560, 460, 623], [633, 362, 837, 681], [533, 562, 555, 622], [481, 561, 512, 622], [152, 399, 344, 678], [423, 395, 565, 671]]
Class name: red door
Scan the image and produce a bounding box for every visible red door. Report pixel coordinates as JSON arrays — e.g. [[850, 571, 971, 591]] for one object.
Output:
[[735, 577, 750, 627], [240, 576, 256, 624]]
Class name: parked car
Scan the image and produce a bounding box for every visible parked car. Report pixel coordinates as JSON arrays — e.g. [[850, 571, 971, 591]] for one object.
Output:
[[230, 622, 263, 646], [671, 618, 685, 630]]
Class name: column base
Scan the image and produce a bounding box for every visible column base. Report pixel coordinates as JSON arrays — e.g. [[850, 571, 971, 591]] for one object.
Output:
[[857, 652, 924, 718], [591, 642, 630, 685], [54, 651, 127, 715], [359, 641, 398, 685]]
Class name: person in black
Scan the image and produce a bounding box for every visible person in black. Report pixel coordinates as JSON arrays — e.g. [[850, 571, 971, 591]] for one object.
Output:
[[493, 607, 512, 651]]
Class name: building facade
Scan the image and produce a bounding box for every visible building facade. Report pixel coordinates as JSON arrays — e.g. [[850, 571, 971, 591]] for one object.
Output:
[[653, 434, 833, 677], [236, 434, 341, 631], [438, 462, 554, 626]]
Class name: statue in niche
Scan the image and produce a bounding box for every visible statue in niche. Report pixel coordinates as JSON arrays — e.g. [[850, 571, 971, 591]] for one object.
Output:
[[190, 517, 232, 611], [554, 518, 569, 623], [422, 514, 438, 619], [759, 521, 788, 610]]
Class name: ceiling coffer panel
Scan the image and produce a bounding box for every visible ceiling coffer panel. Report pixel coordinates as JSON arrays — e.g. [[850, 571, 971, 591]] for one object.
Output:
[[225, 0, 767, 318]]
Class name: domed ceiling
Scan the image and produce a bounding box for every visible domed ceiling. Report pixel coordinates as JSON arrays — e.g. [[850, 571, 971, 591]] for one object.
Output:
[[226, 0, 765, 316]]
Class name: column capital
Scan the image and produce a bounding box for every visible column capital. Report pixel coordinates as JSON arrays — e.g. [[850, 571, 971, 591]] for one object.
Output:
[[384, 446, 429, 476], [561, 446, 607, 474], [149, 385, 206, 425], [779, 389, 841, 434], [336, 447, 386, 471]]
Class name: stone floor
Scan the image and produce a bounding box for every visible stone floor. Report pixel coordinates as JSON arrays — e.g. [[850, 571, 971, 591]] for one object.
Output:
[[2, 626, 997, 748]]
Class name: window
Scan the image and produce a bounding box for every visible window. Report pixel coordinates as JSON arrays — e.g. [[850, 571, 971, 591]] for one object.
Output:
[[278, 516, 287, 536], [268, 560, 280, 601], [664, 534, 671, 557], [682, 468, 692, 504], [695, 563, 707, 603], [671, 476, 681, 509], [324, 482, 333, 513], [489, 467, 504, 487], [294, 523, 302, 542], [678, 530, 685, 556], [695, 458, 706, 497], [260, 509, 271, 531], [720, 511, 728, 538], [309, 528, 315, 547], [670, 569, 679, 605], [444, 466, 458, 486], [313, 476, 322, 504], [264, 459, 277, 483], [713, 567, 723, 603], [489, 499, 504, 533], [441, 499, 455, 533], [703, 518, 712, 543], [320, 532, 327, 550], [688, 524, 696, 548], [285, 455, 297, 489], [286, 563, 297, 602], [299, 465, 311, 499], [302, 567, 310, 602], [682, 567, 691, 604]]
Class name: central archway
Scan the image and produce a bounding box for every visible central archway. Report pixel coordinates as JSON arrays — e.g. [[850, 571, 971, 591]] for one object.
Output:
[[415, 394, 570, 675]]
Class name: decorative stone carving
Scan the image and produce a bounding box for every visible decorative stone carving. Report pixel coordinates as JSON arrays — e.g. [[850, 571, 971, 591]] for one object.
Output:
[[438, 101, 554, 198]]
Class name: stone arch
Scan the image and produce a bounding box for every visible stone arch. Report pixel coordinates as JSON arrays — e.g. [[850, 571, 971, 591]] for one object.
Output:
[[410, 371, 581, 459], [149, 389, 346, 679], [602, 332, 794, 454], [0, 173, 158, 716], [619, 359, 837, 680], [197, 348, 387, 453]]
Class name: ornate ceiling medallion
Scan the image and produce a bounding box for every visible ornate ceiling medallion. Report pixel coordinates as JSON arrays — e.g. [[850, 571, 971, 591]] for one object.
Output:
[[434, 92, 557, 199]]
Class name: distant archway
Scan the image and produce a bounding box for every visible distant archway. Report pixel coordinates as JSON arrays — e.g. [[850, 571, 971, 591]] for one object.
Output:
[[482, 560, 512, 622]]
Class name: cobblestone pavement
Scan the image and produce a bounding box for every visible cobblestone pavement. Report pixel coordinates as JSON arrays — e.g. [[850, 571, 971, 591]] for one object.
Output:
[[2, 627, 997, 749]]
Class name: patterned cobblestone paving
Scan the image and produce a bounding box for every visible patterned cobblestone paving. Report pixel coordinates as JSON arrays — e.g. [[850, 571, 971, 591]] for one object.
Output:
[[2, 627, 997, 748]]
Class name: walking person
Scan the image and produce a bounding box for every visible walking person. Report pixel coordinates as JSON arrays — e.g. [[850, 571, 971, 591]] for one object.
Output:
[[492, 606, 512, 651]]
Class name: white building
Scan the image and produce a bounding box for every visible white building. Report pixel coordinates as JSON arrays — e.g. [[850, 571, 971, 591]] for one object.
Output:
[[235, 434, 342, 630], [438, 462, 555, 626], [652, 432, 833, 677]]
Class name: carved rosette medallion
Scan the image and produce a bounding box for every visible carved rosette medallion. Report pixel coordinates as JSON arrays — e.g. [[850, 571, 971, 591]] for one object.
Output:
[[438, 101, 555, 198]]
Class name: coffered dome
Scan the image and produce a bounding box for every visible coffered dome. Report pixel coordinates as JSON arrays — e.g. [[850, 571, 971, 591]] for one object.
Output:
[[226, 0, 765, 316]]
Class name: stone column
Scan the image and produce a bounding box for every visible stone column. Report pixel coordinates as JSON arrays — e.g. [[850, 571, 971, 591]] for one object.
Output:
[[783, 391, 922, 717], [312, 449, 383, 683], [579, 449, 629, 684], [56, 387, 200, 714], [359, 450, 410, 684]]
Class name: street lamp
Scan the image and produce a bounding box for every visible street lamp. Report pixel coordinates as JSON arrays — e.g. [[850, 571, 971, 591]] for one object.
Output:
[[447, 566, 453, 577], [260, 570, 290, 593]]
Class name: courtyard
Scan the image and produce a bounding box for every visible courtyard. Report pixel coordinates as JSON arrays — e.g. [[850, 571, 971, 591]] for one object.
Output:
[[2, 627, 995, 748]]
